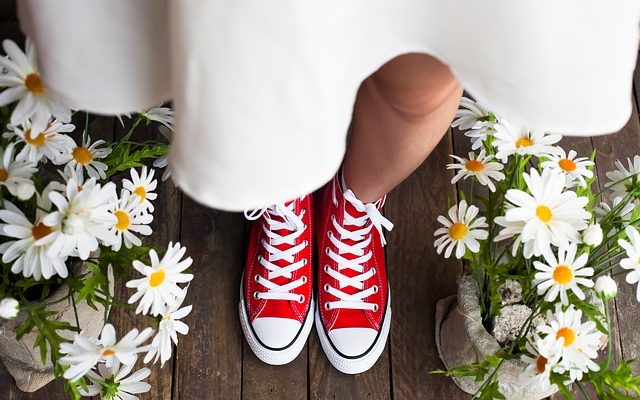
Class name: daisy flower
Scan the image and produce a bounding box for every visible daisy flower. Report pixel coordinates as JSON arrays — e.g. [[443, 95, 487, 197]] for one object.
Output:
[[0, 142, 37, 199], [434, 200, 488, 259], [0, 190, 67, 279], [594, 275, 618, 300], [0, 39, 71, 132], [126, 242, 194, 316], [492, 120, 561, 162], [79, 360, 151, 400], [541, 149, 594, 188], [109, 189, 153, 251], [97, 324, 154, 368], [451, 97, 495, 149], [144, 287, 192, 366], [43, 178, 117, 260], [538, 304, 602, 382], [494, 214, 536, 258], [520, 336, 562, 392], [5, 119, 76, 163], [152, 126, 172, 182], [141, 106, 174, 130], [605, 155, 640, 201], [447, 149, 505, 192], [59, 331, 103, 382], [59, 324, 153, 382], [56, 134, 111, 180], [0, 297, 19, 319], [618, 226, 640, 302], [594, 196, 635, 222], [122, 166, 157, 212], [503, 168, 590, 256], [533, 244, 594, 305]]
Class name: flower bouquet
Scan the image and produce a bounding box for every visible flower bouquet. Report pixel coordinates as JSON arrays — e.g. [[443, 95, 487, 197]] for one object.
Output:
[[433, 97, 640, 399], [0, 39, 192, 399]]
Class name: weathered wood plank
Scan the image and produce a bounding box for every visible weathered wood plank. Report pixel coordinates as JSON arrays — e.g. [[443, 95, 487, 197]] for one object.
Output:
[[241, 220, 308, 400], [386, 130, 467, 399], [591, 97, 640, 377], [309, 330, 391, 400], [174, 203, 244, 400], [105, 119, 178, 400]]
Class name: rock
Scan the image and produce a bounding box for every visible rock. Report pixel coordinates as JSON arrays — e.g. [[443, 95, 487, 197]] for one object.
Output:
[[497, 279, 523, 306], [492, 304, 545, 345]]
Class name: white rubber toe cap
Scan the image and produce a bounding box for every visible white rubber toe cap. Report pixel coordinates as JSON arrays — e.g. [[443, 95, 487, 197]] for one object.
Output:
[[328, 327, 378, 357], [251, 317, 302, 349]]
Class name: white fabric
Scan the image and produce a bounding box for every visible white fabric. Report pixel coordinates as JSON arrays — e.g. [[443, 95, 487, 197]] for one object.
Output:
[[18, 0, 640, 211]]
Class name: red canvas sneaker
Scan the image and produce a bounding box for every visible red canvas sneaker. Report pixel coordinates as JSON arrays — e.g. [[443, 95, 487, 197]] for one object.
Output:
[[315, 173, 394, 374], [240, 195, 314, 365]]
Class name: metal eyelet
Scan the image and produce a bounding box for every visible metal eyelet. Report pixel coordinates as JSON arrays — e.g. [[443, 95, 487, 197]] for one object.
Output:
[[302, 258, 308, 266], [327, 231, 332, 238], [370, 267, 376, 274], [372, 285, 379, 293], [253, 291, 260, 300], [331, 215, 336, 223], [298, 295, 305, 304], [303, 240, 308, 246], [323, 265, 329, 273], [325, 247, 330, 255], [254, 274, 260, 282], [301, 276, 308, 284], [324, 302, 331, 311], [324, 283, 330, 292], [373, 304, 379, 312]]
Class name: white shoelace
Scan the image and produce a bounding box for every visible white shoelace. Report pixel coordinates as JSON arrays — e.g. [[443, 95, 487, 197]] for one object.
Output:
[[245, 201, 308, 302], [324, 187, 394, 311]]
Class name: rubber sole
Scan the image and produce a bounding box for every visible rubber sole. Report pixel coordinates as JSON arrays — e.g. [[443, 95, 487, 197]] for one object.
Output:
[[239, 289, 314, 365], [315, 294, 391, 374]]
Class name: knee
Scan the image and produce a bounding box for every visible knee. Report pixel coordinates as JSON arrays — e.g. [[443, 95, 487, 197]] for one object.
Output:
[[367, 53, 462, 120]]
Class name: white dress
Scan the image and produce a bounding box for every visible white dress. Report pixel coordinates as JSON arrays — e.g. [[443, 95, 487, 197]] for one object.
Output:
[[18, 0, 640, 211]]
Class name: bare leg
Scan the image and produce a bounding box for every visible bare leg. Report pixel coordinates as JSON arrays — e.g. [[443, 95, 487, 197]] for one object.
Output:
[[343, 53, 463, 202]]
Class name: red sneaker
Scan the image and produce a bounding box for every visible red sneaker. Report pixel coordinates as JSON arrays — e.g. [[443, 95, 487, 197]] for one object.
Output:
[[315, 173, 394, 374], [240, 195, 314, 365]]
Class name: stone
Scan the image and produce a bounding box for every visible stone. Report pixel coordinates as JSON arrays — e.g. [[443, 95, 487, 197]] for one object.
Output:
[[497, 279, 523, 306], [492, 304, 545, 345]]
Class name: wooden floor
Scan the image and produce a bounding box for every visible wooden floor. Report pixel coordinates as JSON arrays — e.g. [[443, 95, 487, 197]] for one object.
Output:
[[2, 4, 640, 399]]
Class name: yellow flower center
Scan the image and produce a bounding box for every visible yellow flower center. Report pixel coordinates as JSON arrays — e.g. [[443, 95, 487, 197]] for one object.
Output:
[[24, 73, 45, 95], [102, 349, 115, 356], [515, 137, 534, 148], [114, 210, 130, 231], [449, 223, 468, 240], [553, 264, 573, 285], [25, 129, 46, 147], [134, 186, 147, 201], [32, 223, 52, 240], [0, 169, 8, 182], [465, 160, 485, 172], [536, 205, 552, 222], [535, 355, 548, 374], [558, 158, 577, 172], [556, 326, 576, 347], [149, 269, 166, 287], [72, 147, 92, 165]]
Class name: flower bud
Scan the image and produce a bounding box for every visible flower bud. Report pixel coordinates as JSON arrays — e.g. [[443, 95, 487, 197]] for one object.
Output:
[[15, 182, 35, 201], [582, 223, 603, 246], [0, 297, 19, 319], [595, 275, 617, 300]]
